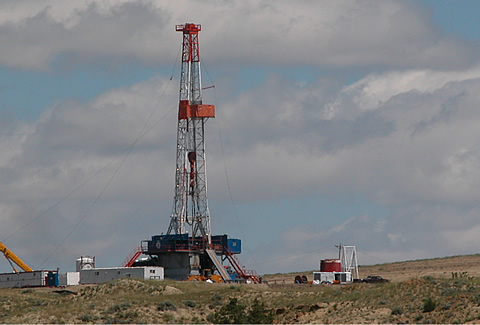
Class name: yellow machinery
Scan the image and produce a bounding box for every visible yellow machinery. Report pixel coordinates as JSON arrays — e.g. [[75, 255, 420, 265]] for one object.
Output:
[[0, 242, 33, 273], [187, 269, 224, 283]]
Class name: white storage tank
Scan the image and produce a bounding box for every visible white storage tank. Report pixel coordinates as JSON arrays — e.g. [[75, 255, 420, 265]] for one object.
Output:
[[76, 256, 95, 272]]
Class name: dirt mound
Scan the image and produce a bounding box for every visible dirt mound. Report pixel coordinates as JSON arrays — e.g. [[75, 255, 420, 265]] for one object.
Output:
[[163, 285, 182, 295]]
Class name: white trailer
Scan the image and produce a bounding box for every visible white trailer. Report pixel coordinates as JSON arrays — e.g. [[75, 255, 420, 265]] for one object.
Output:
[[313, 271, 352, 284], [0, 270, 58, 288], [79, 266, 164, 284]]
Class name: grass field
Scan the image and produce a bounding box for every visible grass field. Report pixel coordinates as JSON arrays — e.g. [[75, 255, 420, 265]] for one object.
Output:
[[2, 254, 480, 323]]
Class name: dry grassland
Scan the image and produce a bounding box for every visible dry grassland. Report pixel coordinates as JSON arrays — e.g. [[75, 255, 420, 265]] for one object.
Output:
[[1, 254, 480, 323]]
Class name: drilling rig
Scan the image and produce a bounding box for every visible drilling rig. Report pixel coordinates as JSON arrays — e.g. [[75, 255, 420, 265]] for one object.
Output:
[[136, 23, 259, 282]]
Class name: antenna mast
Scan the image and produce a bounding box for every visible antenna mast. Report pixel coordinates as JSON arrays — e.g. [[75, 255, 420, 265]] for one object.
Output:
[[340, 245, 360, 280]]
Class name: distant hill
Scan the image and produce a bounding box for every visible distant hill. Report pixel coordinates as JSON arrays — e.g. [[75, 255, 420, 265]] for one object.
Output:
[[358, 253, 480, 282], [263, 253, 480, 283]]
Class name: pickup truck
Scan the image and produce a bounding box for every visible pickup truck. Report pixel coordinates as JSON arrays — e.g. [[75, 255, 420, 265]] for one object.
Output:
[[362, 275, 389, 283]]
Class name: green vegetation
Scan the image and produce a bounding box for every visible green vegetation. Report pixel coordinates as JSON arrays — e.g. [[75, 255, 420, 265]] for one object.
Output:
[[156, 299, 176, 311], [423, 297, 436, 313], [208, 297, 274, 324], [2, 272, 480, 323]]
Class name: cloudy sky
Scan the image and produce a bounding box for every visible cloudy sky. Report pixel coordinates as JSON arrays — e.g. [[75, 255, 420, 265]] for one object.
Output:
[[1, 0, 480, 275]]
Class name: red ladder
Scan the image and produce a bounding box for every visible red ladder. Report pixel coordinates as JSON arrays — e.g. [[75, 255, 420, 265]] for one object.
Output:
[[225, 251, 260, 283], [123, 246, 143, 267]]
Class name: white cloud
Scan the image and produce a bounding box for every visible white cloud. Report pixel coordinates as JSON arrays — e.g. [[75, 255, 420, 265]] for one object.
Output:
[[2, 0, 480, 273], [207, 66, 480, 273], [209, 67, 480, 206], [443, 223, 480, 251], [0, 1, 172, 70], [0, 0, 475, 70], [3, 65, 480, 273], [0, 76, 179, 272], [326, 67, 480, 119]]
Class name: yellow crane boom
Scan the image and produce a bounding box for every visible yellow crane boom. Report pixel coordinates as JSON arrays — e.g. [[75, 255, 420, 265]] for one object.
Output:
[[0, 242, 33, 273]]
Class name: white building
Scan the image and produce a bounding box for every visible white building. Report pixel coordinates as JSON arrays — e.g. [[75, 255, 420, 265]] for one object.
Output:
[[0, 270, 58, 288], [58, 272, 80, 286], [79, 266, 164, 284], [313, 271, 352, 284]]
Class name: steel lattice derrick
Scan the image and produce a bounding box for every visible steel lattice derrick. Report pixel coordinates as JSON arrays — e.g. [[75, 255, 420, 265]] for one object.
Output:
[[168, 23, 214, 246]]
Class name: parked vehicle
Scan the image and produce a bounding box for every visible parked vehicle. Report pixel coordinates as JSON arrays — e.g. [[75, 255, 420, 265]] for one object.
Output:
[[362, 275, 389, 283]]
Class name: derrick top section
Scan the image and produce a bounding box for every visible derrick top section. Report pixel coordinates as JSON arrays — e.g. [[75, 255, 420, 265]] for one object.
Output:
[[176, 23, 201, 33], [175, 22, 215, 120]]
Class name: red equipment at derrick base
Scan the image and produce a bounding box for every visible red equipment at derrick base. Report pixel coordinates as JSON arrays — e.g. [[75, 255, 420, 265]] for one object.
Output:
[[137, 23, 259, 283]]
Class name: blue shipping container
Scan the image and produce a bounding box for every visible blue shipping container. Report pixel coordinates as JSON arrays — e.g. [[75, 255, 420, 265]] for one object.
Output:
[[227, 238, 241, 254]]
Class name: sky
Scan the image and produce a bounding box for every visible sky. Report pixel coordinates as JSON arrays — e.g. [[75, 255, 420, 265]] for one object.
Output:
[[1, 0, 480, 275]]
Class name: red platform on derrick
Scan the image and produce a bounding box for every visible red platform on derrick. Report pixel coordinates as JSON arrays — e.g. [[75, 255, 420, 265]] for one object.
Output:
[[178, 100, 215, 119]]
